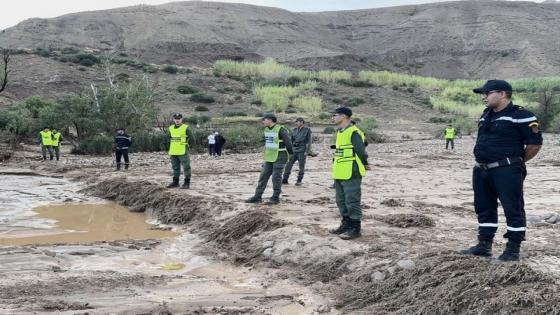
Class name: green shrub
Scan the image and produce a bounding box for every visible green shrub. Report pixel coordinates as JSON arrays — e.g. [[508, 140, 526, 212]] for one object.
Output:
[[318, 112, 331, 120], [142, 64, 159, 73], [223, 111, 248, 117], [221, 124, 263, 151], [75, 134, 113, 155], [177, 85, 198, 94], [190, 92, 215, 103], [129, 132, 168, 152], [323, 126, 336, 134], [184, 115, 211, 125], [162, 64, 178, 74], [61, 47, 80, 55], [33, 47, 52, 57], [346, 97, 365, 107], [428, 117, 452, 124], [339, 79, 374, 88], [115, 73, 130, 83], [194, 105, 209, 112]]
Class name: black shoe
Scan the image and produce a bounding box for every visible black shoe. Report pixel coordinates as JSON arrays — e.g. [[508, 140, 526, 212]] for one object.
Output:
[[180, 179, 190, 189], [295, 181, 302, 186], [264, 198, 280, 205], [245, 196, 262, 203], [460, 237, 493, 257], [329, 216, 350, 235], [497, 241, 521, 262], [282, 179, 289, 185], [339, 219, 361, 240], [124, 164, 129, 170], [116, 163, 121, 171], [166, 177, 180, 188]]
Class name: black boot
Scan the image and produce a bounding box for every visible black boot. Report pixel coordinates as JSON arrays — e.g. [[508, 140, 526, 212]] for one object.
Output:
[[282, 178, 289, 185], [329, 216, 350, 234], [295, 180, 302, 186], [245, 195, 263, 203], [339, 219, 361, 240], [116, 163, 121, 171], [498, 241, 521, 262], [166, 177, 179, 188], [460, 237, 493, 257], [264, 196, 280, 205], [124, 163, 129, 170], [180, 178, 190, 189]]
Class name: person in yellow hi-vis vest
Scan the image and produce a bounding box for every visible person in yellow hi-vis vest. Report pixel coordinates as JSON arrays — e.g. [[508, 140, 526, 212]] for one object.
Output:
[[39, 127, 54, 161], [246, 113, 293, 205], [329, 107, 370, 240], [51, 128, 63, 161], [444, 124, 456, 150], [166, 113, 194, 189]]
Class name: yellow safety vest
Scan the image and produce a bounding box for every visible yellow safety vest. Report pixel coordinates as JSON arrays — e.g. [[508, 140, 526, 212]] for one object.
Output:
[[264, 124, 287, 162], [445, 127, 456, 139], [332, 125, 366, 180], [168, 124, 189, 156], [52, 132, 61, 147], [40, 130, 52, 146]]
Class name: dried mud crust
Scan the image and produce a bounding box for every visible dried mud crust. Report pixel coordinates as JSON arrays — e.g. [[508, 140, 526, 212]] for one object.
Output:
[[334, 251, 560, 315], [374, 213, 436, 228]]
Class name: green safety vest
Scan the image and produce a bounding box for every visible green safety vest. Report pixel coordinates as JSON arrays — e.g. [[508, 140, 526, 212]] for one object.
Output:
[[332, 125, 366, 180], [52, 132, 61, 147], [168, 124, 189, 156], [445, 127, 456, 139], [40, 130, 52, 146], [264, 124, 287, 162]]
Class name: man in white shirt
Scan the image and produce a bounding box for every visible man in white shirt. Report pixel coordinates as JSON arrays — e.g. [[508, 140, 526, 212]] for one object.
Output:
[[207, 132, 216, 156]]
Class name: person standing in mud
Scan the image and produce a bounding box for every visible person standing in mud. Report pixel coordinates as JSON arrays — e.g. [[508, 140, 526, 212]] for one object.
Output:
[[166, 113, 194, 189], [246, 113, 293, 205], [282, 117, 312, 186], [114, 127, 132, 171], [329, 107, 370, 240], [444, 124, 456, 150], [461, 80, 542, 262], [214, 131, 226, 156], [207, 132, 216, 156], [39, 127, 53, 161], [51, 128, 62, 161]]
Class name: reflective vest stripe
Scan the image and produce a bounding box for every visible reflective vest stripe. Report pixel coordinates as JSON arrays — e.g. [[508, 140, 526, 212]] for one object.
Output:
[[332, 125, 366, 180], [264, 124, 286, 162], [168, 124, 189, 156]]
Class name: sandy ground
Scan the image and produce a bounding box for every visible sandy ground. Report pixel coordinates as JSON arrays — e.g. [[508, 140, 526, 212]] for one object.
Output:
[[1, 131, 559, 314]]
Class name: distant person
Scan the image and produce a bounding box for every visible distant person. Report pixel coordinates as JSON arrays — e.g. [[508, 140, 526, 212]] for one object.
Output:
[[282, 117, 312, 186], [461, 80, 542, 262], [114, 127, 132, 171], [39, 127, 53, 161], [444, 124, 456, 150], [207, 132, 216, 156], [51, 128, 63, 161], [329, 107, 370, 240], [246, 113, 293, 205], [166, 113, 194, 189], [214, 131, 226, 156]]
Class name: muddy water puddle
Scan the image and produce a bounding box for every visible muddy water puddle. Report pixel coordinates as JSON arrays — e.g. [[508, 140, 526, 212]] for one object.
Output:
[[0, 202, 177, 245]]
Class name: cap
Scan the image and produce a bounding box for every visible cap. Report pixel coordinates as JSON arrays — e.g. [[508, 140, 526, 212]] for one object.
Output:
[[473, 80, 512, 94], [262, 113, 277, 120], [116, 127, 124, 131], [172, 113, 183, 119], [331, 106, 352, 117], [295, 117, 305, 122]]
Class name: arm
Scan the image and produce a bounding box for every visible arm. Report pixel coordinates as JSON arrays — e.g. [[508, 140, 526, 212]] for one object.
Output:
[[351, 132, 368, 166], [517, 110, 543, 162], [305, 128, 312, 154], [524, 145, 541, 162], [280, 127, 293, 155], [186, 127, 194, 147]]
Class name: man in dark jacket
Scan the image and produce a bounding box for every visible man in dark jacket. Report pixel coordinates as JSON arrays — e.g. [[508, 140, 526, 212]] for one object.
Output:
[[115, 127, 132, 171], [214, 131, 226, 156], [282, 117, 312, 186]]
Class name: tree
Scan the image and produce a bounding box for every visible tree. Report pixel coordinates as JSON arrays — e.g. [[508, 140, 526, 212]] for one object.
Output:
[[0, 48, 10, 93], [527, 82, 560, 131]]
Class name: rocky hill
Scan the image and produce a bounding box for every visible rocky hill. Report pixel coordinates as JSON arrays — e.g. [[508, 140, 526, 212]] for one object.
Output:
[[1, 1, 560, 79]]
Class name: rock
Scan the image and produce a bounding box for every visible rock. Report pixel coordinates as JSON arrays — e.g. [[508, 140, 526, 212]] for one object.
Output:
[[397, 259, 415, 270], [373, 271, 385, 281], [387, 266, 397, 274], [262, 240, 275, 248], [317, 305, 331, 313], [545, 215, 558, 224], [262, 248, 273, 258]]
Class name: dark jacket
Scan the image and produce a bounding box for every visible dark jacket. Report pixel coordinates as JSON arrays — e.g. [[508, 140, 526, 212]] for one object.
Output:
[[115, 132, 132, 149]]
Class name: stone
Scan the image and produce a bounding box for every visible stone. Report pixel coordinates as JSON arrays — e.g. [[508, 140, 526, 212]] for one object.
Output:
[[545, 215, 558, 224], [373, 271, 385, 281], [397, 259, 415, 269], [262, 240, 275, 248], [262, 248, 273, 258]]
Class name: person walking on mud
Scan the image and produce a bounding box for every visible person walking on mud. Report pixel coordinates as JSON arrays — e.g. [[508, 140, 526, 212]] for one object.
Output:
[[246, 113, 293, 205], [51, 128, 62, 161], [114, 127, 132, 171], [461, 80, 542, 261], [282, 117, 312, 186], [39, 127, 54, 161], [444, 124, 456, 150], [329, 107, 370, 240], [166, 113, 194, 189]]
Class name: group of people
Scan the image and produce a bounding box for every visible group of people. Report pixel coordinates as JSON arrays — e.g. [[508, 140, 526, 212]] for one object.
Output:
[[207, 131, 226, 156], [39, 127, 62, 161]]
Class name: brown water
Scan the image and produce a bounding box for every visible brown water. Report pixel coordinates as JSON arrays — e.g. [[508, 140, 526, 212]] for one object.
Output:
[[0, 202, 177, 246]]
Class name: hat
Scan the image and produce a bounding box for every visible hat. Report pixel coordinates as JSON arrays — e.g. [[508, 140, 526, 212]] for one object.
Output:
[[473, 80, 512, 94], [116, 127, 124, 131], [295, 117, 305, 122], [172, 113, 183, 119], [262, 113, 277, 120], [331, 106, 352, 117]]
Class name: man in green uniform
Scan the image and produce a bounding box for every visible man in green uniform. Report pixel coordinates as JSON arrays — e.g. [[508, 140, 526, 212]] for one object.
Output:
[[51, 128, 62, 161], [282, 117, 312, 186], [246, 113, 293, 205], [444, 124, 456, 150], [166, 113, 194, 189], [39, 127, 53, 161], [329, 107, 370, 240]]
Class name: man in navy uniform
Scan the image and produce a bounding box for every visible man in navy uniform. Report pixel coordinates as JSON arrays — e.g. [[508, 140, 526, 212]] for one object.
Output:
[[461, 80, 542, 261]]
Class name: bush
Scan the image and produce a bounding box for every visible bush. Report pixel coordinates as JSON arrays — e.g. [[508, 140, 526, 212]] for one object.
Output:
[[184, 115, 211, 125], [318, 112, 331, 120], [194, 105, 209, 112], [177, 85, 198, 94], [115, 73, 130, 83], [129, 132, 168, 152], [323, 126, 336, 134], [339, 79, 374, 88], [142, 64, 159, 73], [190, 92, 215, 103], [346, 97, 365, 107], [162, 64, 178, 74], [428, 117, 452, 124], [33, 47, 52, 57], [75, 134, 113, 155], [221, 124, 263, 151], [223, 111, 248, 117], [61, 47, 79, 55]]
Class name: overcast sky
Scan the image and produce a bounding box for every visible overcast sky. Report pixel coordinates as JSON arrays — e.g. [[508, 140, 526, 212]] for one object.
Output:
[[0, 0, 546, 30]]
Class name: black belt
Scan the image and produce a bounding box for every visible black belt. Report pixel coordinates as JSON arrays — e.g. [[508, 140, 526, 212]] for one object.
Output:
[[475, 157, 524, 170]]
